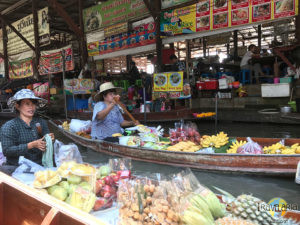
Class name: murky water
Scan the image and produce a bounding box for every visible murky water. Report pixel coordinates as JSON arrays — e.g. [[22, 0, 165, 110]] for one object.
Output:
[[1, 119, 300, 204]]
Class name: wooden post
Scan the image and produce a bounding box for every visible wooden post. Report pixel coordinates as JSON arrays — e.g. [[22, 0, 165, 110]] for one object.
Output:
[[296, 7, 300, 44], [78, 0, 88, 68], [258, 25, 262, 50], [32, 0, 40, 80], [2, 20, 9, 80], [203, 38, 206, 57], [155, 0, 163, 72], [233, 30, 238, 62]]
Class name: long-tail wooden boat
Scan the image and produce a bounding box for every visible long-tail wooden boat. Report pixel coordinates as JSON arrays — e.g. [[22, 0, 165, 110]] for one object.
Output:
[[50, 120, 300, 177], [0, 172, 105, 225], [67, 108, 197, 122]]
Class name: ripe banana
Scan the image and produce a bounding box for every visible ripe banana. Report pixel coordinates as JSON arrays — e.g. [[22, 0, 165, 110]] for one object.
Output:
[[201, 132, 229, 148], [227, 140, 247, 153]]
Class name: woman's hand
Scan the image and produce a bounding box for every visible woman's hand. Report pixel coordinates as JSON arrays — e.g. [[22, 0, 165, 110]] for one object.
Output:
[[48, 133, 55, 142], [134, 120, 140, 126], [28, 138, 46, 151]]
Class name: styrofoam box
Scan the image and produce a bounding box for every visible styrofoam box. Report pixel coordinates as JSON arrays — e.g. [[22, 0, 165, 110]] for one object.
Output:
[[218, 78, 228, 89], [261, 83, 290, 97]]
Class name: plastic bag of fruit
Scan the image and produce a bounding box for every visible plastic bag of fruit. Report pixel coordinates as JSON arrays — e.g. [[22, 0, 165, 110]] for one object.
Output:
[[109, 158, 132, 180], [169, 122, 201, 145], [117, 176, 182, 225], [236, 137, 263, 154]]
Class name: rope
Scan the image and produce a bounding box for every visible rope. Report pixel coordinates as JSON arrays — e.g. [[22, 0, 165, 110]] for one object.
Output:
[[42, 134, 54, 168]]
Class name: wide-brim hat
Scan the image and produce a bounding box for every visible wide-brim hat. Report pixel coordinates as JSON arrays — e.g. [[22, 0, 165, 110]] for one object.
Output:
[[7, 89, 47, 109], [97, 82, 122, 96]]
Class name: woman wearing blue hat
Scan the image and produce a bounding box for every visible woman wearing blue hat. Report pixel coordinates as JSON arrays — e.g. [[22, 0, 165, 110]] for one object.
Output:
[[0, 89, 54, 172]]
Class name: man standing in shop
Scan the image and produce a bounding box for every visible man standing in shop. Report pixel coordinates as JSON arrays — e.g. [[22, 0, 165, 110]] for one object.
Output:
[[129, 61, 140, 85], [240, 44, 265, 84], [170, 54, 179, 72]]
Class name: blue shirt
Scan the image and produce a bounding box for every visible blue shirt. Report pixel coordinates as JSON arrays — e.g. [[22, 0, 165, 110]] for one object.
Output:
[[91, 102, 124, 140]]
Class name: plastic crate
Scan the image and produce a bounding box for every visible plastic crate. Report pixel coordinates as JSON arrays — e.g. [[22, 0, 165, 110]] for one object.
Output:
[[205, 80, 219, 90]]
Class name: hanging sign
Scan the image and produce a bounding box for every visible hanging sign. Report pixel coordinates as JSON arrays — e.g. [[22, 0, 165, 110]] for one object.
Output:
[[252, 0, 272, 22], [83, 0, 148, 32], [104, 22, 128, 37], [87, 41, 100, 57], [64, 79, 94, 94], [161, 0, 191, 9], [231, 0, 250, 26], [168, 72, 183, 91], [39, 46, 74, 75], [9, 57, 34, 79], [274, 0, 296, 18], [213, 0, 229, 29], [196, 0, 211, 32], [154, 73, 168, 92], [0, 7, 50, 56]]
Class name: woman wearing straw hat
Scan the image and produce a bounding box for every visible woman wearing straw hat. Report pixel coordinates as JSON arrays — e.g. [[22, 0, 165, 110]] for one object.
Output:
[[0, 89, 54, 171], [91, 82, 139, 140]]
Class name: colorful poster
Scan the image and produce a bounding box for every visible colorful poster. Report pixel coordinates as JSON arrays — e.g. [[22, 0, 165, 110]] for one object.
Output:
[[231, 0, 249, 10], [83, 0, 148, 32], [9, 57, 33, 79], [154, 84, 191, 99], [252, 0, 272, 22], [33, 82, 49, 97], [154, 73, 168, 92], [87, 41, 100, 56], [213, 0, 229, 14], [213, 12, 229, 29], [39, 46, 74, 75], [0, 7, 50, 56], [161, 0, 191, 9], [64, 79, 94, 94], [160, 4, 196, 36], [274, 0, 296, 18], [97, 22, 156, 55], [196, 1, 211, 31], [168, 72, 183, 91], [231, 7, 249, 26]]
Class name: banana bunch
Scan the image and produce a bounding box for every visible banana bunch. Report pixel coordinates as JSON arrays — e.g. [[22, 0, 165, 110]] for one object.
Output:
[[62, 121, 70, 131], [291, 143, 300, 154], [281, 148, 296, 155], [201, 132, 229, 148], [227, 140, 247, 153]]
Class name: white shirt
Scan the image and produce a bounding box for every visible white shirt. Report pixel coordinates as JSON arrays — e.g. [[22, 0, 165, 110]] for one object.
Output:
[[240, 51, 253, 67]]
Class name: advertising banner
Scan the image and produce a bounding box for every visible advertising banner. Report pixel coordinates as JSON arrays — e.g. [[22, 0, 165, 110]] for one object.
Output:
[[196, 0, 211, 32], [154, 72, 183, 92], [104, 22, 128, 37], [64, 79, 94, 94], [39, 46, 74, 75], [231, 0, 250, 26], [0, 7, 50, 56], [9, 57, 33, 79], [252, 0, 272, 22], [274, 0, 296, 18], [168, 72, 183, 91], [83, 0, 148, 32]]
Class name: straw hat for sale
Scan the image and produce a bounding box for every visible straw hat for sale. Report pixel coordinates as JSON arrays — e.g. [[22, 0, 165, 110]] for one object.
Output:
[[7, 89, 47, 109], [97, 82, 122, 96]]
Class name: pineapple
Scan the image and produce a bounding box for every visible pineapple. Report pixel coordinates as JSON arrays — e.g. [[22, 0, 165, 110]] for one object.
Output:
[[216, 216, 257, 225], [227, 195, 299, 225]]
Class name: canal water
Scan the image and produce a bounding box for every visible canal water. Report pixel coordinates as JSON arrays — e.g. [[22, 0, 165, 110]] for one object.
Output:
[[1, 119, 300, 204]]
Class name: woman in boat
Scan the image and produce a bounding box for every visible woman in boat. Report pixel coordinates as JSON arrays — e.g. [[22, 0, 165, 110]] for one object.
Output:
[[91, 82, 139, 140], [0, 89, 54, 173]]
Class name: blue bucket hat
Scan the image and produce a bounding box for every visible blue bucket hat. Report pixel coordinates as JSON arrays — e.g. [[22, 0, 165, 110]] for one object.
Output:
[[7, 89, 47, 109]]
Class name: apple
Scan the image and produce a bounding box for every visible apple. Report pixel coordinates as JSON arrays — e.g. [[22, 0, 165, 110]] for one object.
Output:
[[103, 176, 114, 186], [100, 185, 113, 198], [95, 179, 104, 194]]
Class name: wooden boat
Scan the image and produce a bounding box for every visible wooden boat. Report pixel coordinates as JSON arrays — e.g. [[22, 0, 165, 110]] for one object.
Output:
[[50, 120, 300, 177], [0, 172, 105, 225], [67, 108, 198, 123]]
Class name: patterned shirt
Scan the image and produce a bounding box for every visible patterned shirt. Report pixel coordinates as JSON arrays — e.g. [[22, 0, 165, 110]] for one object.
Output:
[[91, 102, 124, 140], [0, 117, 50, 166]]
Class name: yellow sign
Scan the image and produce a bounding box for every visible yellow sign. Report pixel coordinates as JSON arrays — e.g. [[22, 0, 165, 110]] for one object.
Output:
[[168, 72, 183, 91], [154, 73, 168, 92], [104, 22, 128, 37]]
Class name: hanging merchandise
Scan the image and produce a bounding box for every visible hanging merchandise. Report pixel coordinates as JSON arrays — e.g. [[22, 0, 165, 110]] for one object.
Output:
[[39, 45, 74, 75], [9, 57, 34, 80]]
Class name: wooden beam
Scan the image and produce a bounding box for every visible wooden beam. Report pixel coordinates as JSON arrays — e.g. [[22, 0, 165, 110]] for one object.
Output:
[[0, 14, 35, 51], [143, 0, 155, 18], [46, 0, 83, 38], [1, 0, 30, 15], [2, 20, 9, 79], [258, 25, 262, 50], [32, 0, 40, 79], [233, 30, 238, 62]]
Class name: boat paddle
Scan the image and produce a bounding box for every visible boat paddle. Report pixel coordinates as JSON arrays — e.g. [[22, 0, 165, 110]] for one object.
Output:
[[113, 96, 139, 125]]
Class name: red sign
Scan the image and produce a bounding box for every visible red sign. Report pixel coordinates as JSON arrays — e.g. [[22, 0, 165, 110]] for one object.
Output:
[[213, 12, 229, 29], [252, 0, 272, 22], [274, 0, 296, 19], [232, 7, 250, 26], [196, 0, 210, 32], [213, 0, 228, 14], [232, 0, 249, 10]]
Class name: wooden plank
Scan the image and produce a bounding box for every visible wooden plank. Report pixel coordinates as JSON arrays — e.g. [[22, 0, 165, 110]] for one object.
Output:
[[46, 0, 83, 38], [32, 0, 40, 79], [0, 0, 30, 15], [1, 20, 9, 79], [41, 208, 59, 225]]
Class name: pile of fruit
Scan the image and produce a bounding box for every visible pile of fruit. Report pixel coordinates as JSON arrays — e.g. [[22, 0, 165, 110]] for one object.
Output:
[[62, 121, 70, 131], [227, 140, 247, 153], [193, 112, 216, 118], [169, 127, 201, 145], [167, 141, 201, 152], [201, 132, 229, 148], [264, 143, 300, 155]]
